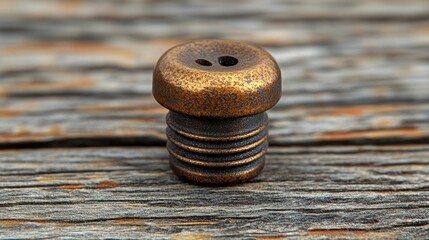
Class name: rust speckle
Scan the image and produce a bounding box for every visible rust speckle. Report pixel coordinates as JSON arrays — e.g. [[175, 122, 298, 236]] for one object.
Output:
[[0, 127, 67, 142], [308, 229, 369, 235], [1, 78, 95, 92], [15, 127, 30, 136], [0, 149, 16, 154], [49, 127, 63, 136], [50, 126, 63, 136], [372, 119, 396, 127], [96, 180, 119, 189], [0, 109, 21, 118], [171, 234, 211, 240], [416, 25, 429, 36], [38, 176, 59, 182], [3, 42, 137, 65], [58, 0, 84, 13], [0, 220, 27, 227], [80, 105, 167, 115], [61, 184, 84, 190], [113, 218, 145, 224], [326, 104, 401, 117], [0, 219, 68, 227], [318, 128, 424, 141]]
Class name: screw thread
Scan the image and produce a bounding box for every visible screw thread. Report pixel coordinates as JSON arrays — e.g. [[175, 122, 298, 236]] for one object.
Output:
[[166, 111, 268, 185]]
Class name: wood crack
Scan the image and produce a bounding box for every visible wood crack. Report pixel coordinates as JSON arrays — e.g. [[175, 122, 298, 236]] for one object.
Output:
[[0, 135, 429, 150]]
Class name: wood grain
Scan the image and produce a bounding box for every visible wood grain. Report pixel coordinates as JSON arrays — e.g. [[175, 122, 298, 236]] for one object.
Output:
[[1, 24, 429, 146], [0, 0, 429, 238], [1, 146, 429, 239]]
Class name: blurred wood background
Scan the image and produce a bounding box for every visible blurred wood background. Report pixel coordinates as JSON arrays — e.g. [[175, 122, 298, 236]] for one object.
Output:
[[0, 0, 428, 239]]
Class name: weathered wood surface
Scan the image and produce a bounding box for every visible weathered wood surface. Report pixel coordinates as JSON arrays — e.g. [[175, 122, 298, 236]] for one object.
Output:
[[0, 0, 429, 239], [1, 0, 429, 146], [1, 146, 429, 239]]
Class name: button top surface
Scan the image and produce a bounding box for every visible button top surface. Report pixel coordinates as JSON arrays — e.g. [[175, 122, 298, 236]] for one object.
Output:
[[153, 39, 281, 118]]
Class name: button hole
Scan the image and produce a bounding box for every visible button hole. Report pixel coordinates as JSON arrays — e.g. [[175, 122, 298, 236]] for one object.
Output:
[[195, 59, 212, 66], [218, 56, 238, 67]]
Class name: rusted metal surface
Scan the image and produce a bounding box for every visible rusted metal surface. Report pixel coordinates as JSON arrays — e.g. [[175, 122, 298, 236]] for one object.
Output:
[[166, 111, 268, 185], [153, 39, 281, 185], [152, 39, 281, 118]]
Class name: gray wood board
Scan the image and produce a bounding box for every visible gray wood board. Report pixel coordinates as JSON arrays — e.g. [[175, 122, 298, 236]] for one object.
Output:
[[1, 145, 429, 239], [1, 19, 429, 146], [1, 0, 429, 239]]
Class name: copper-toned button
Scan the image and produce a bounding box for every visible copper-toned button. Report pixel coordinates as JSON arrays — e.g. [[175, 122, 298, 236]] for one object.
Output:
[[153, 39, 281, 185]]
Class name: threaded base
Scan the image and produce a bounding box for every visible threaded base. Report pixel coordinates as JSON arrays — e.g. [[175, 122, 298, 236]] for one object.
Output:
[[166, 111, 268, 185]]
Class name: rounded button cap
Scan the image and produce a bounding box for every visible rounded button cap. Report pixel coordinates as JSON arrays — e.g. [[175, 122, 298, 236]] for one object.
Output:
[[153, 39, 281, 118]]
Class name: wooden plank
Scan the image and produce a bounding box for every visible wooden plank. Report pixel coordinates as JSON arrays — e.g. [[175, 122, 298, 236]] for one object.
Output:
[[1, 95, 429, 146], [0, 0, 428, 238], [0, 145, 428, 239], [0, 20, 428, 146], [2, 20, 429, 70], [1, 0, 429, 21]]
